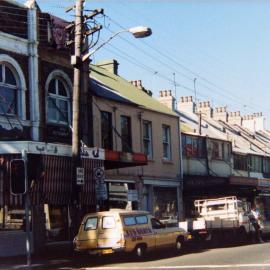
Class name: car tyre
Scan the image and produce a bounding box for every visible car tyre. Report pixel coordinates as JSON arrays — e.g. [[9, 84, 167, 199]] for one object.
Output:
[[175, 237, 184, 253], [134, 244, 146, 259]]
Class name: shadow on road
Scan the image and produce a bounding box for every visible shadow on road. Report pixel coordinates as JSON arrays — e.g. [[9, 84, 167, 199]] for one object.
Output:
[[1, 238, 269, 270]]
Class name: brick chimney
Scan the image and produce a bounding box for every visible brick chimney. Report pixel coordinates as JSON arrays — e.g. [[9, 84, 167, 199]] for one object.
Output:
[[96, 59, 119, 75], [228, 111, 242, 126], [177, 96, 196, 114], [130, 80, 153, 97], [197, 101, 213, 118], [242, 112, 265, 132], [158, 90, 176, 110], [213, 106, 228, 122]]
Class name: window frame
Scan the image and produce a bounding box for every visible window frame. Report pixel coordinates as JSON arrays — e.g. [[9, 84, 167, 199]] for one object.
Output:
[[162, 124, 171, 160], [45, 70, 72, 126], [120, 115, 132, 153], [84, 217, 98, 231], [0, 55, 27, 120], [101, 111, 113, 150], [142, 120, 153, 159]]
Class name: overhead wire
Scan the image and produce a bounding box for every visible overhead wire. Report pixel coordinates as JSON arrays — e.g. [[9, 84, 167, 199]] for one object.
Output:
[[103, 14, 270, 114]]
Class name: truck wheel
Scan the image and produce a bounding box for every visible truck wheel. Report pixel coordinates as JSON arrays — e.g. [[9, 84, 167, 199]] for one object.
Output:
[[175, 237, 184, 253], [134, 244, 146, 259], [238, 227, 247, 243]]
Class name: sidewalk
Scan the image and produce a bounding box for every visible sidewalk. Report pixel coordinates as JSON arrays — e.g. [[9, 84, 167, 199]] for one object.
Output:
[[0, 242, 84, 270]]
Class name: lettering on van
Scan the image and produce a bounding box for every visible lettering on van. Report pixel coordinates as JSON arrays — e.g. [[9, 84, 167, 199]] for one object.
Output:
[[124, 227, 153, 238]]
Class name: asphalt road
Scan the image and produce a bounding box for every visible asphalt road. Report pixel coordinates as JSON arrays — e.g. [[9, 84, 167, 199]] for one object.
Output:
[[1, 240, 270, 270]]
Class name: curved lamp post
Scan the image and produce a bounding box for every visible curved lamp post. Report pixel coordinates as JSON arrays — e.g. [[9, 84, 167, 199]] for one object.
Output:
[[82, 26, 152, 62]]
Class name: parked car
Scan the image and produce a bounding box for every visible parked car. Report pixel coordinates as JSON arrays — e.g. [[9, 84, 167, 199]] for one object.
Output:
[[73, 209, 191, 258]]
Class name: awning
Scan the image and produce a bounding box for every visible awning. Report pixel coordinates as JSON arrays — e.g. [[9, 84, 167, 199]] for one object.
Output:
[[104, 149, 147, 170], [0, 153, 104, 207]]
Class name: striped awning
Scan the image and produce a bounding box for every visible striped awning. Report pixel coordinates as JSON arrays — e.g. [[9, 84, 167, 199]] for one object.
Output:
[[0, 154, 103, 207]]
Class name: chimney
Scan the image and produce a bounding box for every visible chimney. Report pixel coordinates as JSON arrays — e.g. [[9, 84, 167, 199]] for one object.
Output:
[[177, 96, 196, 114], [158, 90, 176, 111], [228, 111, 242, 126], [197, 101, 213, 118], [213, 106, 228, 122], [130, 80, 143, 90], [242, 112, 265, 132], [96, 59, 119, 75], [130, 80, 153, 96]]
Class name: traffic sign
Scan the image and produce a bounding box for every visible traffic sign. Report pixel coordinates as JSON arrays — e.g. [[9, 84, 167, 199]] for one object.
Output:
[[76, 167, 85, 185]]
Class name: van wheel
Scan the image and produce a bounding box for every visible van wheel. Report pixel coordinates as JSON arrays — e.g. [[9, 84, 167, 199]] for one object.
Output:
[[134, 244, 146, 259], [175, 237, 184, 253]]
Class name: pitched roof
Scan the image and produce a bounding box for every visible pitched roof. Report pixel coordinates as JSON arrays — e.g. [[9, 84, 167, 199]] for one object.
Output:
[[90, 65, 178, 117]]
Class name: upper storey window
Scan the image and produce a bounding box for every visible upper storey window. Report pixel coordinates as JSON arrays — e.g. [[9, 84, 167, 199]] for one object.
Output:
[[47, 77, 71, 125], [0, 63, 18, 115]]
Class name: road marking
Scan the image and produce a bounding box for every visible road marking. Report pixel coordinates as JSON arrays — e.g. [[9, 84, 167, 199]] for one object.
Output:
[[85, 264, 270, 269]]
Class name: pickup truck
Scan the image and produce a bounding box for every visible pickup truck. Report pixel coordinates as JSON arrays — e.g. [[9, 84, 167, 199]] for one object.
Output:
[[179, 196, 255, 244]]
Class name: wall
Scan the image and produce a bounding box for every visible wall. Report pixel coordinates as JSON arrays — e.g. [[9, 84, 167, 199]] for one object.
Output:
[[92, 96, 180, 181]]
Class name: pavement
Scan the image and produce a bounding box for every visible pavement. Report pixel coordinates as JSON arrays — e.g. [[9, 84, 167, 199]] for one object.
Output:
[[1, 240, 270, 270]]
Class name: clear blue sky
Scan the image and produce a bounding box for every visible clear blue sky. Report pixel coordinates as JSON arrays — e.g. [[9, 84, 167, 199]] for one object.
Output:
[[18, 0, 270, 127]]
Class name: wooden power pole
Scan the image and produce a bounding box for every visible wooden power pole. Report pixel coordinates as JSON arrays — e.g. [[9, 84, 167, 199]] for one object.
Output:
[[72, 0, 84, 203]]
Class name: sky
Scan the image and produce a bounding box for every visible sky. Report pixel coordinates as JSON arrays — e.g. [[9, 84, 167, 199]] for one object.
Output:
[[17, 0, 270, 127]]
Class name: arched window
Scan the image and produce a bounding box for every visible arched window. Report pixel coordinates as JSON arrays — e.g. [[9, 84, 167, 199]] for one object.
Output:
[[0, 63, 18, 115], [46, 72, 71, 125]]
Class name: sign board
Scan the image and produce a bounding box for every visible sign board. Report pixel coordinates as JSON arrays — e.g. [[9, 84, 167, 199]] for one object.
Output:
[[127, 190, 138, 202], [258, 179, 270, 188], [94, 167, 107, 201], [76, 167, 85, 185]]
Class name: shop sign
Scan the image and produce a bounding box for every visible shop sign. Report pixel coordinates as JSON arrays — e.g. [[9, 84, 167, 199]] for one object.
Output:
[[258, 179, 270, 188], [94, 167, 107, 201], [46, 124, 71, 143], [127, 190, 138, 201], [229, 176, 258, 186]]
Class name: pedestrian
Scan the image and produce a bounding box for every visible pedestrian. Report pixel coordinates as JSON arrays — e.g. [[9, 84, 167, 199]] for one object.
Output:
[[249, 206, 264, 243]]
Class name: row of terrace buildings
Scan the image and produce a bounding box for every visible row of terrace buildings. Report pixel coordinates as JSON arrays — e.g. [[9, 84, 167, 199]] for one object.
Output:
[[159, 92, 270, 220], [0, 0, 270, 258], [0, 0, 181, 256]]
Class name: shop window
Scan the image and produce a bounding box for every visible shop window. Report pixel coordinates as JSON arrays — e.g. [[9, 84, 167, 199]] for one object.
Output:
[[263, 158, 270, 174], [182, 134, 205, 158], [47, 77, 71, 125], [162, 125, 171, 160], [250, 155, 263, 173], [234, 154, 248, 171], [44, 205, 69, 242], [101, 111, 113, 150], [121, 115, 132, 153], [0, 206, 30, 231], [143, 120, 153, 159], [153, 187, 178, 222]]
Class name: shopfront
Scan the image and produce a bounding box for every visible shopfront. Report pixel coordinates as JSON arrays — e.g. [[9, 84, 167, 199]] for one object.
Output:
[[0, 141, 104, 256]]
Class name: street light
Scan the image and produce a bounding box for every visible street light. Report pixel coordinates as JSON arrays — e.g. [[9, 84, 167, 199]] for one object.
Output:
[[82, 26, 152, 62]]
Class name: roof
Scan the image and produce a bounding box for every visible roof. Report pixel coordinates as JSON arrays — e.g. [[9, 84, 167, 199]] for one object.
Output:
[[90, 65, 178, 117]]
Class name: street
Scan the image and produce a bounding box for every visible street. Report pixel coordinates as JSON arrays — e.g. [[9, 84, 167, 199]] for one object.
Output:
[[1, 240, 270, 270]]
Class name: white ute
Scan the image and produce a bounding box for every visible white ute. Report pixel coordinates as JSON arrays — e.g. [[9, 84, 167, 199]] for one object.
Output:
[[179, 196, 255, 243]]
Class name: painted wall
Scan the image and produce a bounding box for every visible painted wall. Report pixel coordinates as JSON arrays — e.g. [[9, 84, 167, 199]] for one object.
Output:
[[93, 96, 180, 181]]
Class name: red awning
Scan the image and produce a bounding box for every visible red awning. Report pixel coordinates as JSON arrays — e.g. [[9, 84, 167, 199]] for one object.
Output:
[[104, 150, 147, 170]]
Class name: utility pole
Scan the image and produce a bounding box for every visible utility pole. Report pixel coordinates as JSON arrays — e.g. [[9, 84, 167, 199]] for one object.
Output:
[[72, 0, 84, 204], [194, 77, 202, 135]]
